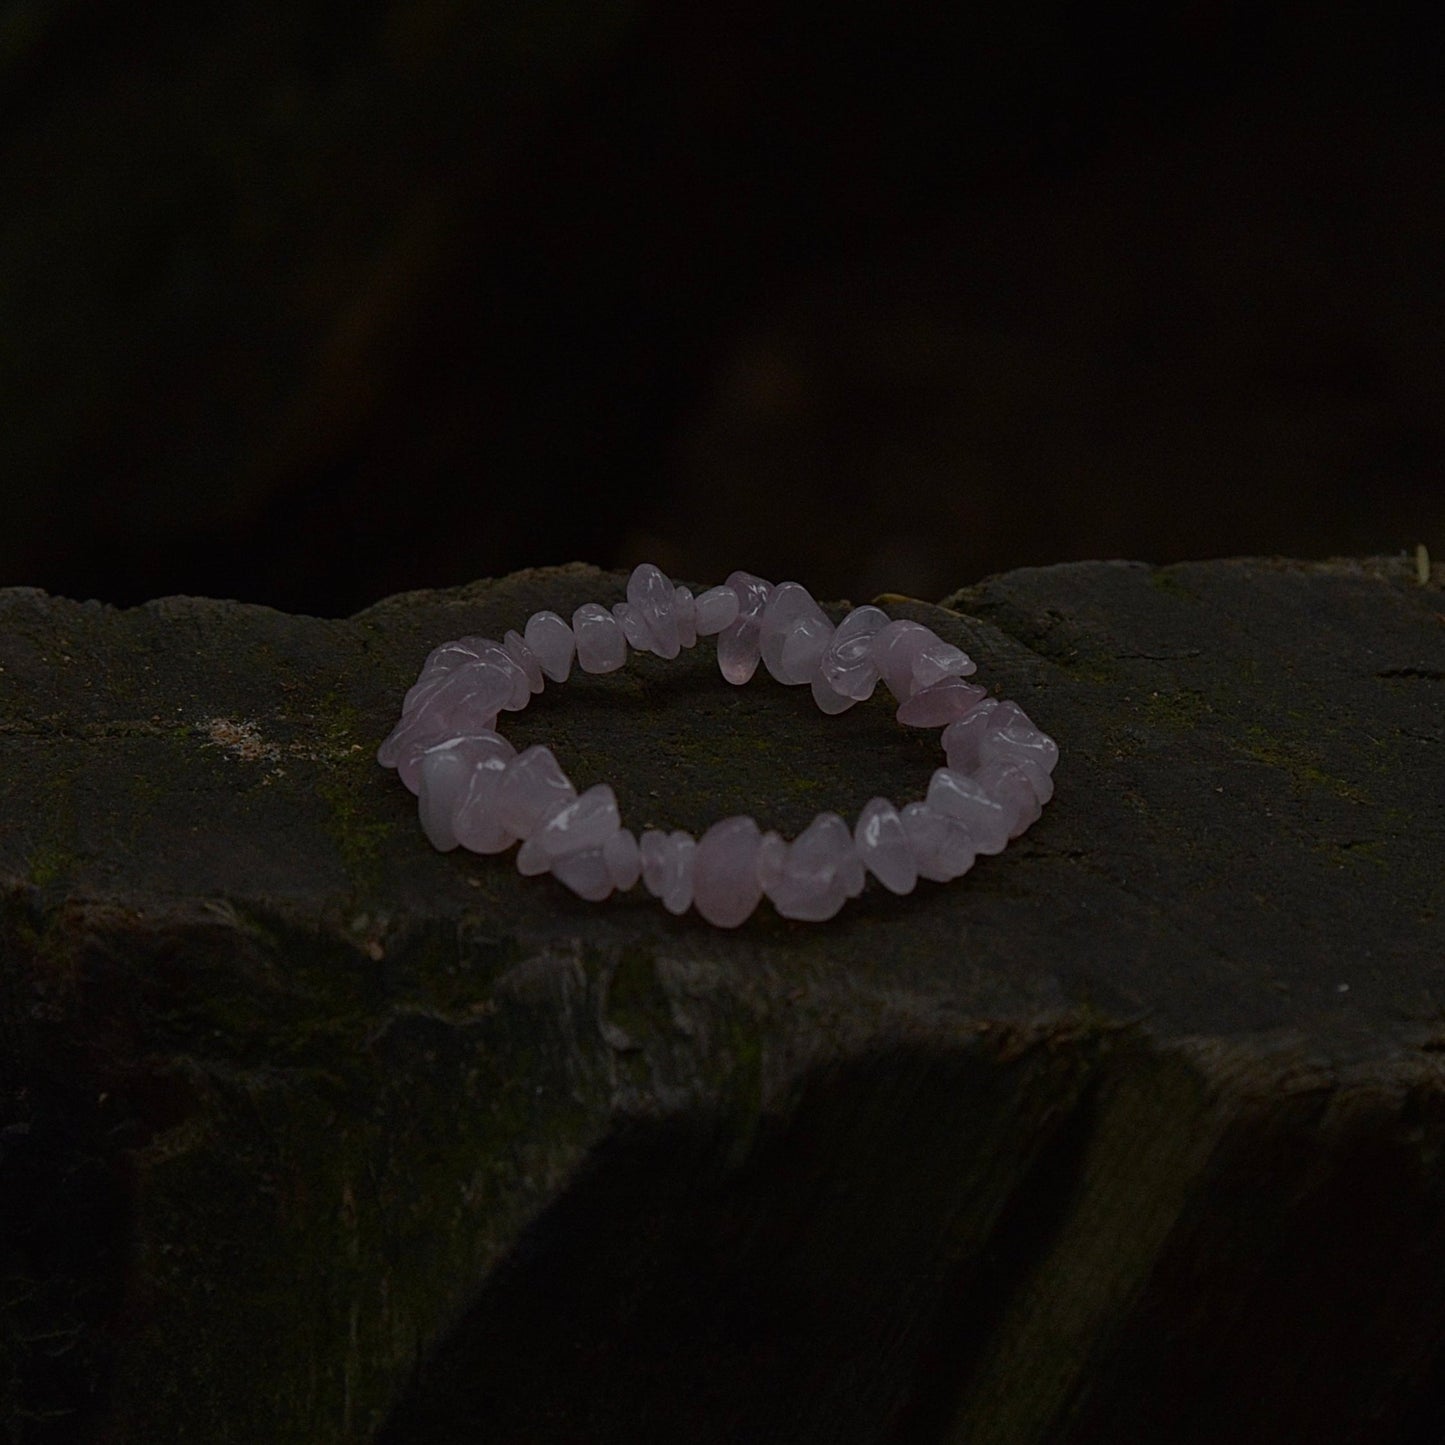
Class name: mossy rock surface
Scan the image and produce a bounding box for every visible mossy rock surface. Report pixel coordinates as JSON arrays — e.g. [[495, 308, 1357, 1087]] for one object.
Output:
[[2, 557, 1443, 1443]]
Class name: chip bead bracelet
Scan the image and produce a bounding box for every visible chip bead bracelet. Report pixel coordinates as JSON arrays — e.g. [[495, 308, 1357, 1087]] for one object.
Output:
[[377, 565, 1059, 927]]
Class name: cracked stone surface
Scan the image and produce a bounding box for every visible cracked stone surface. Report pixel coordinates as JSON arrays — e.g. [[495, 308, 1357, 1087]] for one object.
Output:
[[2, 557, 1444, 1444]]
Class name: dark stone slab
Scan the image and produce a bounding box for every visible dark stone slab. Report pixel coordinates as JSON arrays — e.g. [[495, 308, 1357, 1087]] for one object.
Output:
[[1, 556, 1443, 1443]]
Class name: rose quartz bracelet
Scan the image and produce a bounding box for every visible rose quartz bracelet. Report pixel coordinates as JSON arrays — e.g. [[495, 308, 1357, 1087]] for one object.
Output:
[[377, 565, 1058, 926]]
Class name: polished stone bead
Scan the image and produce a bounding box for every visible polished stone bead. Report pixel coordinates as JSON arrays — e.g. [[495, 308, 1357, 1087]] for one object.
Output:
[[837, 833, 866, 897], [495, 745, 576, 837], [755, 830, 787, 894], [992, 750, 1054, 806], [759, 583, 833, 685], [871, 621, 974, 703], [853, 797, 917, 894], [640, 829, 696, 914], [692, 816, 764, 927], [896, 677, 989, 728], [377, 661, 513, 767], [782, 617, 835, 685], [664, 831, 697, 914], [455, 783, 520, 855], [870, 619, 934, 702], [693, 585, 741, 636], [716, 571, 772, 684], [399, 726, 511, 795], [940, 698, 1000, 774], [530, 783, 621, 859], [604, 827, 642, 890], [514, 830, 556, 875], [408, 733, 517, 854], [504, 629, 545, 693], [899, 801, 979, 882], [423, 735, 532, 855], [639, 829, 669, 891], [455, 637, 533, 710], [551, 847, 614, 901], [627, 562, 681, 659], [400, 670, 444, 716], [401, 656, 468, 716], [978, 700, 1060, 775], [401, 645, 487, 714], [416, 745, 472, 851], [447, 687, 507, 736], [759, 582, 818, 630], [405, 634, 523, 704], [611, 601, 655, 653], [924, 767, 1011, 855], [975, 760, 1044, 835], [673, 586, 698, 648], [765, 812, 855, 921], [400, 671, 442, 717], [379, 697, 451, 771], [418, 638, 483, 678], [819, 605, 889, 701], [733, 569, 772, 612], [572, 603, 628, 674], [979, 749, 1053, 808], [767, 860, 847, 920], [401, 732, 450, 796], [523, 610, 576, 683], [1019, 755, 1055, 806], [810, 673, 858, 714], [911, 635, 975, 691]]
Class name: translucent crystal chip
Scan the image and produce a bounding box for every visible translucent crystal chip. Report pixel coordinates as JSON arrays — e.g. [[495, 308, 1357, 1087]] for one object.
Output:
[[692, 816, 765, 927], [495, 744, 576, 837], [604, 828, 642, 890], [819, 605, 889, 701], [764, 812, 855, 921], [895, 677, 988, 728], [758, 582, 832, 685], [673, 586, 698, 648], [627, 563, 681, 660], [694, 585, 741, 635], [523, 610, 576, 683], [572, 603, 628, 674], [611, 601, 655, 653], [924, 767, 1011, 855], [899, 801, 978, 882], [504, 629, 545, 693], [977, 700, 1060, 775], [551, 847, 614, 901], [854, 796, 917, 895], [941, 698, 1001, 775], [716, 571, 773, 685]]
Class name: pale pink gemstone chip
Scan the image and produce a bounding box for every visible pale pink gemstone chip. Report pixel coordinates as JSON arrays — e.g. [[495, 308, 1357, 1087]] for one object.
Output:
[[523, 610, 575, 683], [692, 816, 765, 927]]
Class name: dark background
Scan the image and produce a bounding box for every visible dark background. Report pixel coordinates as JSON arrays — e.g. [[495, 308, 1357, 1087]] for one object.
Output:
[[1, 0, 1439, 617]]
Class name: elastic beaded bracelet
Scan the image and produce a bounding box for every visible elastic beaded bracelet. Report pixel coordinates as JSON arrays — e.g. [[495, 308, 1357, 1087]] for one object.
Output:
[[377, 565, 1058, 927]]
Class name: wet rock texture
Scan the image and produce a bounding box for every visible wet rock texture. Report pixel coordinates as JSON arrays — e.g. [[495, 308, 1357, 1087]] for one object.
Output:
[[1, 557, 1443, 1444]]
